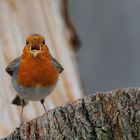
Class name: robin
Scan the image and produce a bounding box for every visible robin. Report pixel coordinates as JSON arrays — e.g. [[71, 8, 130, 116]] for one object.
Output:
[[6, 34, 64, 123]]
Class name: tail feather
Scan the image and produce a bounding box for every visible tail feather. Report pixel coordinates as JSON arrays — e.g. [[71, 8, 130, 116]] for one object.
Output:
[[12, 95, 28, 107]]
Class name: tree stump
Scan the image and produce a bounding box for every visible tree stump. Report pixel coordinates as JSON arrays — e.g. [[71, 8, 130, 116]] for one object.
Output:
[[2, 88, 140, 140]]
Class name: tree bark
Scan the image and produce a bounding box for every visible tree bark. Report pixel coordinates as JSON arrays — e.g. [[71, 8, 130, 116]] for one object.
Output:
[[2, 88, 140, 140]]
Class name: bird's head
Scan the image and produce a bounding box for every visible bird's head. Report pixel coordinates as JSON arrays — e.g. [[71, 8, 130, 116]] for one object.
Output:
[[23, 34, 50, 58]]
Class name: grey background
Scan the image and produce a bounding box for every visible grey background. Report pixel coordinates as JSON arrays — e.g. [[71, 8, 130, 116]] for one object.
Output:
[[70, 0, 140, 94]]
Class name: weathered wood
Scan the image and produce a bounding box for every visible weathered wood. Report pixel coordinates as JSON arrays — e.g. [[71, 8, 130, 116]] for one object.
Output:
[[2, 88, 140, 140], [0, 0, 83, 137]]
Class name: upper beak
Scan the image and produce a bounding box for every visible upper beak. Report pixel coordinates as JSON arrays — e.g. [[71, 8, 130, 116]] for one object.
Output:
[[31, 44, 40, 50]]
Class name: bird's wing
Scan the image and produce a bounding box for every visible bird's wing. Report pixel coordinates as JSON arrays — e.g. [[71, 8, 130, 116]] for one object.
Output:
[[51, 56, 64, 73], [6, 56, 21, 76]]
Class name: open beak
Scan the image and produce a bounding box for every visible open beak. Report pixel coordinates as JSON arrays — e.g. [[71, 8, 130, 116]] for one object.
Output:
[[30, 44, 41, 57]]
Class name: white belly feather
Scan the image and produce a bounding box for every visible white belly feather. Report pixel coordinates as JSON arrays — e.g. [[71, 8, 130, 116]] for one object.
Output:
[[12, 72, 58, 101], [19, 85, 56, 101]]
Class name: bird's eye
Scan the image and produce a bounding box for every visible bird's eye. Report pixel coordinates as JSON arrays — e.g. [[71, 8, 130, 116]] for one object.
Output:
[[26, 41, 29, 45], [43, 40, 45, 45]]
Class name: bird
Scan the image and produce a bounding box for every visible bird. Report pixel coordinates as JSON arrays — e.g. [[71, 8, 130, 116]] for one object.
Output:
[[6, 34, 64, 123]]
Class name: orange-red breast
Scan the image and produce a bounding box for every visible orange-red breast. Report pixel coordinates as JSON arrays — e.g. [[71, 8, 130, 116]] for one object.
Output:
[[6, 34, 64, 122]]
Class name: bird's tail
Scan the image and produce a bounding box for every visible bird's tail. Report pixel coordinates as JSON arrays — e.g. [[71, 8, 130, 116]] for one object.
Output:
[[12, 95, 28, 107]]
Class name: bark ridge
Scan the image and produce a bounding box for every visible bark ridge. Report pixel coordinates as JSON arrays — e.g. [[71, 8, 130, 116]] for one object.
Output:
[[2, 88, 140, 140]]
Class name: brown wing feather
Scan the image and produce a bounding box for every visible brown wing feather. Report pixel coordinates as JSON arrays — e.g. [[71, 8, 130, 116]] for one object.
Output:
[[6, 57, 21, 76], [12, 95, 28, 106], [51, 56, 64, 73]]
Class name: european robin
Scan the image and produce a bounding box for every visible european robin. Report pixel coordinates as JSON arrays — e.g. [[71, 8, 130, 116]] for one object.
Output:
[[6, 34, 64, 123]]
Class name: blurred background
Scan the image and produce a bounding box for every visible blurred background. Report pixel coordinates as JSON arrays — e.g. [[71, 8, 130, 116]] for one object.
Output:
[[70, 0, 140, 94], [1, 0, 140, 138]]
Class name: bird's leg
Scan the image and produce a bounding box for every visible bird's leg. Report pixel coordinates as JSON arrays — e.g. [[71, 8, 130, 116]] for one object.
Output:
[[40, 99, 50, 129], [41, 99, 60, 127], [20, 99, 24, 124], [40, 99, 47, 115]]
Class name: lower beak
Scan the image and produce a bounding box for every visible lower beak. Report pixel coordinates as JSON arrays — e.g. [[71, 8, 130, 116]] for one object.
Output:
[[31, 50, 40, 57]]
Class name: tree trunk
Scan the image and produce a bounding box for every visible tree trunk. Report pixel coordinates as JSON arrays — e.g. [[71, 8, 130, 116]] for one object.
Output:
[[2, 88, 140, 140]]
